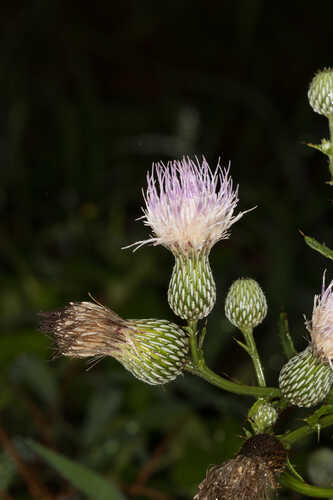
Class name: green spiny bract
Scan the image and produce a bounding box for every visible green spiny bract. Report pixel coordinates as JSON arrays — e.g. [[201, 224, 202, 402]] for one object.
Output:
[[225, 278, 267, 330], [308, 68, 333, 116], [279, 346, 333, 407], [168, 251, 216, 320], [120, 318, 189, 384]]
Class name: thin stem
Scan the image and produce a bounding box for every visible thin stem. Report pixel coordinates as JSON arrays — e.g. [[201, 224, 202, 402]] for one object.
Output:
[[186, 321, 280, 399], [188, 320, 200, 365], [280, 472, 333, 498], [241, 327, 266, 387], [187, 363, 279, 398], [280, 413, 333, 447], [328, 114, 333, 182]]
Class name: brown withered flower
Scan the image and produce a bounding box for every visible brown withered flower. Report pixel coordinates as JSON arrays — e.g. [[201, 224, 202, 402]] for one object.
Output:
[[194, 434, 287, 500], [39, 300, 189, 385]]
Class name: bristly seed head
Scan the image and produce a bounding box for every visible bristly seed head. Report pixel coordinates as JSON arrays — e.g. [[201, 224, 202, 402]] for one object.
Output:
[[127, 156, 251, 256], [39, 301, 189, 385], [305, 271, 333, 366], [39, 301, 128, 359]]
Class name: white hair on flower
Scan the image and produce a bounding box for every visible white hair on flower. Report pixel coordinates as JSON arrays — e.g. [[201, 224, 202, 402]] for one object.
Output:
[[306, 270, 333, 367], [127, 156, 252, 254]]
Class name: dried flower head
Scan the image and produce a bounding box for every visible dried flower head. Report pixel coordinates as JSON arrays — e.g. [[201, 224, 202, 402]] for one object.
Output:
[[194, 434, 286, 500], [130, 156, 248, 256], [306, 271, 333, 366], [39, 301, 189, 385]]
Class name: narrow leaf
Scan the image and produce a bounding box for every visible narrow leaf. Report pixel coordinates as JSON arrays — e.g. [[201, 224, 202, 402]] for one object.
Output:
[[300, 231, 333, 261], [234, 338, 250, 354], [29, 441, 125, 500], [279, 312, 296, 360]]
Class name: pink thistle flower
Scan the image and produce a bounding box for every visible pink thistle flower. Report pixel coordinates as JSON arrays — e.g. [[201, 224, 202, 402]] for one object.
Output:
[[129, 156, 249, 256], [306, 271, 333, 367]]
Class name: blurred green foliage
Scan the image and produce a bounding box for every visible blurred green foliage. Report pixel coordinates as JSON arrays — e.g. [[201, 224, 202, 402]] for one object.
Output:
[[1, 1, 333, 498]]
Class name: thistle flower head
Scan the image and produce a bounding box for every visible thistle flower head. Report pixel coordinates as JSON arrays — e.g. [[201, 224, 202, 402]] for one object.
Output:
[[131, 156, 248, 256], [306, 271, 333, 366], [39, 301, 189, 385]]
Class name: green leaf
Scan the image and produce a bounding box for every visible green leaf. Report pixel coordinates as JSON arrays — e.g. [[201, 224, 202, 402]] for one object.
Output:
[[29, 440, 125, 500], [234, 338, 250, 354], [301, 232, 333, 261], [279, 312, 296, 360]]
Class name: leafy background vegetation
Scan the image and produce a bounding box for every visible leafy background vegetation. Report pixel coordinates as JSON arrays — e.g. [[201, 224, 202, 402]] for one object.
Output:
[[1, 2, 333, 498]]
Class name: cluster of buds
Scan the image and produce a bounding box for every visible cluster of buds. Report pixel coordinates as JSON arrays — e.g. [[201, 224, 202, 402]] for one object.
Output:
[[40, 156, 247, 383], [194, 434, 287, 500], [279, 273, 333, 407]]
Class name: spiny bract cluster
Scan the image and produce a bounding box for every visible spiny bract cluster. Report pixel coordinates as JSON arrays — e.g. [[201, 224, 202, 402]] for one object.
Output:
[[308, 68, 333, 117]]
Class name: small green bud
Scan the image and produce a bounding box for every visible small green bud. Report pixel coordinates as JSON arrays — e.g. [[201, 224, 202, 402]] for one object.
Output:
[[168, 251, 216, 321], [308, 68, 333, 116], [279, 346, 333, 407], [248, 399, 278, 434], [225, 278, 267, 330]]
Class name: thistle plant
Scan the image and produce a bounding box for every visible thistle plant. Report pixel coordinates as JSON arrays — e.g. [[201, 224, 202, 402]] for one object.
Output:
[[38, 69, 333, 500]]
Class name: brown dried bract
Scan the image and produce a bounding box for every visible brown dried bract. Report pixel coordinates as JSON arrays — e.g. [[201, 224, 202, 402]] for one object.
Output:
[[194, 434, 287, 500], [39, 301, 129, 358]]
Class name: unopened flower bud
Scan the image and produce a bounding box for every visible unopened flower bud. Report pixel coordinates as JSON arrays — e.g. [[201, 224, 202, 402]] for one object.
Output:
[[39, 301, 189, 385], [279, 346, 333, 407], [248, 399, 278, 434], [308, 68, 333, 116], [194, 434, 286, 500], [225, 278, 267, 330]]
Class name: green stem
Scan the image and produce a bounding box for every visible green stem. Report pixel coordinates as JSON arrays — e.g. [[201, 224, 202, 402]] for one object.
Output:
[[241, 327, 266, 387], [280, 413, 333, 447], [328, 114, 333, 182], [187, 363, 279, 398], [188, 320, 200, 365], [186, 322, 280, 399], [280, 472, 333, 498]]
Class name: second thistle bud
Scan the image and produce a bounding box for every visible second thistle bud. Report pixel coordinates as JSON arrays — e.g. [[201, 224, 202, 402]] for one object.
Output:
[[225, 278, 267, 331], [279, 346, 333, 407], [308, 68, 333, 117]]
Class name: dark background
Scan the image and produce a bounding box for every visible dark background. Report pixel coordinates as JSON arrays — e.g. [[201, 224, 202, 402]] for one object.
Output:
[[1, 2, 333, 498]]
